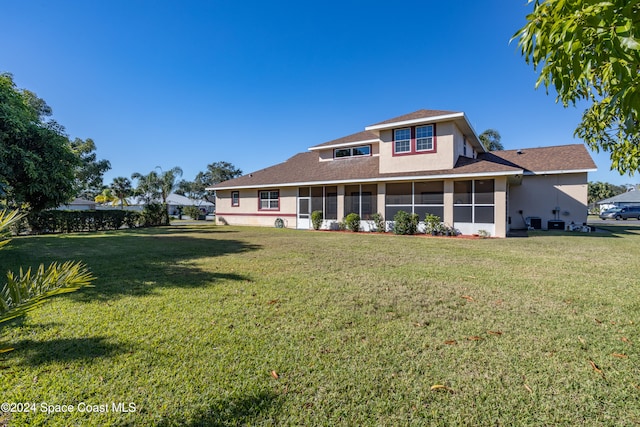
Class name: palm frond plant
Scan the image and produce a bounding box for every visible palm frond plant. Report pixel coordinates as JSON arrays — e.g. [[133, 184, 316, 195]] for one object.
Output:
[[0, 209, 95, 325]]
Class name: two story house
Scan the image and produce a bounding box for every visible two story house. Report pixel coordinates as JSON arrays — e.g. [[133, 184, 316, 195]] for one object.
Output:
[[210, 110, 596, 237]]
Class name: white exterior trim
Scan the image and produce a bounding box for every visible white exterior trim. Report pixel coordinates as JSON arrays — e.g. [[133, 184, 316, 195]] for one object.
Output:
[[523, 168, 597, 175], [365, 112, 465, 131], [308, 139, 379, 151], [209, 170, 523, 191]]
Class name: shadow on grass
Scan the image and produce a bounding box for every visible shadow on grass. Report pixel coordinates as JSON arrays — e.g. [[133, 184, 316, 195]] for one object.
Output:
[[2, 227, 262, 301], [155, 391, 282, 427], [6, 337, 125, 366]]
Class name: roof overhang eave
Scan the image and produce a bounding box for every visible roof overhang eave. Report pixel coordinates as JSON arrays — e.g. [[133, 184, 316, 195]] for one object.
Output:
[[209, 169, 524, 191], [523, 168, 597, 176], [308, 139, 380, 151]]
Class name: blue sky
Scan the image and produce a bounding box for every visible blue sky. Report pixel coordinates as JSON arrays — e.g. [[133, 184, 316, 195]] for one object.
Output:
[[1, 0, 635, 186]]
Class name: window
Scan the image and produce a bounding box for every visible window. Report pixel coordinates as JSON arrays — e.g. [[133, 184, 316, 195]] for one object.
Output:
[[416, 125, 433, 151], [453, 180, 494, 224], [325, 189, 337, 220], [334, 145, 371, 158], [385, 181, 444, 220], [393, 125, 436, 155], [394, 128, 411, 153], [231, 191, 239, 207], [259, 190, 279, 210], [345, 184, 377, 220]]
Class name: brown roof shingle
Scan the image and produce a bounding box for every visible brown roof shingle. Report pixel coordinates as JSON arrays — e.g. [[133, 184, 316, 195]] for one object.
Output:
[[368, 109, 460, 127], [310, 130, 380, 149], [212, 144, 595, 189], [482, 144, 596, 173]]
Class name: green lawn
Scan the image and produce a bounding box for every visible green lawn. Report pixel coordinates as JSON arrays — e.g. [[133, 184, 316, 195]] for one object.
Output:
[[0, 224, 639, 426]]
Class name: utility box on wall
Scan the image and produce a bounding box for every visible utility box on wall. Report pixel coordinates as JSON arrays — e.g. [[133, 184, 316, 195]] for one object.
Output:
[[548, 220, 565, 230]]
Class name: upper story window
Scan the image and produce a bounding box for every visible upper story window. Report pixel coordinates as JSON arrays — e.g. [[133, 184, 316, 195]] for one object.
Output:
[[393, 124, 436, 155], [416, 125, 433, 151], [394, 129, 411, 153], [334, 145, 371, 158]]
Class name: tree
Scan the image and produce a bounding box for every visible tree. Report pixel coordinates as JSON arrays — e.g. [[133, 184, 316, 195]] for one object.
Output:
[[176, 162, 242, 202], [513, 0, 640, 174], [479, 129, 504, 151], [94, 188, 118, 206], [131, 170, 161, 205], [70, 137, 111, 200], [157, 166, 183, 205], [0, 209, 94, 325], [157, 167, 182, 225], [131, 167, 182, 225], [0, 73, 80, 210], [587, 181, 626, 205], [110, 177, 133, 209]]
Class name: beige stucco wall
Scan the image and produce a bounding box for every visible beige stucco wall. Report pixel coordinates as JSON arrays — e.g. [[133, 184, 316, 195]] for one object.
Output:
[[215, 188, 298, 228], [378, 124, 455, 174], [216, 178, 511, 237], [508, 173, 588, 229]]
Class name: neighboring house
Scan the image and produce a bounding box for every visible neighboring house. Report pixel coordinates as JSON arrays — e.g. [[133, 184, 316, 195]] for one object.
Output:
[[210, 110, 596, 237], [597, 190, 640, 211], [97, 193, 214, 215], [57, 198, 97, 211]]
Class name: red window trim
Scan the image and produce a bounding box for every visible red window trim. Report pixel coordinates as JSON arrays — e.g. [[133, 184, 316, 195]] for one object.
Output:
[[231, 191, 240, 207], [257, 189, 280, 211], [392, 124, 437, 157]]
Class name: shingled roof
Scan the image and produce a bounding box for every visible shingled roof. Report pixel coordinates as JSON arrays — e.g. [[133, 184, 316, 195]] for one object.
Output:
[[211, 144, 596, 190], [368, 109, 460, 127]]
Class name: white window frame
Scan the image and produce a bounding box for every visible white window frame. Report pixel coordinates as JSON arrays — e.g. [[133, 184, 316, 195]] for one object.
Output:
[[259, 190, 279, 210], [394, 128, 411, 153], [416, 125, 434, 151], [334, 145, 371, 158]]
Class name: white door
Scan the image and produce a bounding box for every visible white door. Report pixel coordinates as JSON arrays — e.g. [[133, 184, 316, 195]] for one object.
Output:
[[297, 197, 310, 229]]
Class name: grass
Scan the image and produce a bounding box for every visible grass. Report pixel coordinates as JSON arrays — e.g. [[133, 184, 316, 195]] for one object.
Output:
[[0, 223, 639, 426]]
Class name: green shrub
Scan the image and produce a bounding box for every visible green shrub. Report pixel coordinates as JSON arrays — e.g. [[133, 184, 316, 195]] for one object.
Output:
[[183, 206, 202, 220], [424, 213, 443, 235], [26, 210, 141, 234], [371, 212, 385, 232], [393, 210, 419, 235], [344, 213, 360, 232], [311, 210, 323, 230], [141, 203, 165, 227]]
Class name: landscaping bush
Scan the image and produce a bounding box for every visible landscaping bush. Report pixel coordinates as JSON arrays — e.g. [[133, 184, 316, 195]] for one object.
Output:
[[183, 206, 202, 220], [26, 210, 142, 234], [141, 203, 166, 227], [311, 210, 323, 230], [393, 210, 419, 235], [424, 213, 443, 235], [344, 213, 360, 232], [371, 212, 385, 232]]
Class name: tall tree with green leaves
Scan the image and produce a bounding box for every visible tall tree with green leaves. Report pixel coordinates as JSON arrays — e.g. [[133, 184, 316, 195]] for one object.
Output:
[[479, 129, 504, 151], [110, 177, 133, 209], [176, 162, 242, 203], [587, 181, 626, 205], [70, 137, 111, 200], [0, 73, 80, 210], [512, 0, 640, 174], [131, 170, 161, 205]]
